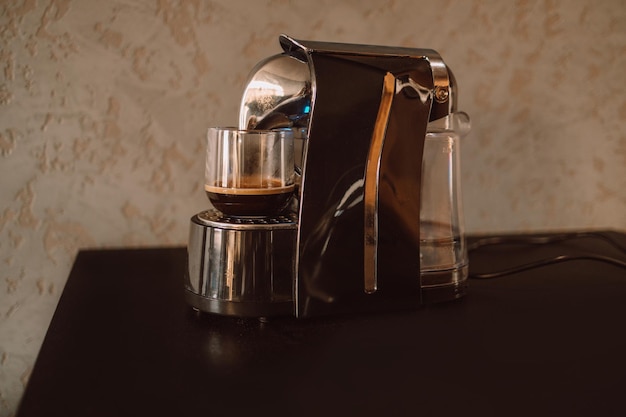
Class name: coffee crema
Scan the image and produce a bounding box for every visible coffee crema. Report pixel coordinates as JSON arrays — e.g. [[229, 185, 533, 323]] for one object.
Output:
[[205, 179, 294, 217]]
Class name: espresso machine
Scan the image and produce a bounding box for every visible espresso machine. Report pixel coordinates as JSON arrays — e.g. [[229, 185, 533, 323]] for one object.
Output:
[[185, 34, 471, 318]]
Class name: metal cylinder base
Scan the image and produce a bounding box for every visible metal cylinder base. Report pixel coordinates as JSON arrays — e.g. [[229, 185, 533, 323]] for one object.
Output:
[[185, 210, 297, 317]]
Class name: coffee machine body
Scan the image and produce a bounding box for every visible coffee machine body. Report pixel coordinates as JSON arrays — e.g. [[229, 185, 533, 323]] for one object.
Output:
[[185, 35, 469, 318]]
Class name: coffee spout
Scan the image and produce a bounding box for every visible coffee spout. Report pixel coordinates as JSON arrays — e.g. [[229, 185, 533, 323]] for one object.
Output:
[[239, 54, 311, 130]]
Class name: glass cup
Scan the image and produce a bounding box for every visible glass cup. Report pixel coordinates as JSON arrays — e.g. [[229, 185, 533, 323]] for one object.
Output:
[[205, 127, 295, 217], [420, 113, 470, 293]]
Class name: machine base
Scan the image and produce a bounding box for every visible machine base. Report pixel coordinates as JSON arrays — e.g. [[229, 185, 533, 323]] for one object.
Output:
[[420, 265, 469, 305], [421, 281, 468, 305], [184, 289, 293, 318], [185, 210, 297, 318]]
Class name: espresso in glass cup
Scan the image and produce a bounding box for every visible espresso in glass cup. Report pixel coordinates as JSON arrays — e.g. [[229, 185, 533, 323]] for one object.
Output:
[[205, 128, 295, 217]]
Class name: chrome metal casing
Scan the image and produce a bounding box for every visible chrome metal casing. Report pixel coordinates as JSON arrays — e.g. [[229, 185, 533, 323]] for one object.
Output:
[[185, 210, 297, 317]]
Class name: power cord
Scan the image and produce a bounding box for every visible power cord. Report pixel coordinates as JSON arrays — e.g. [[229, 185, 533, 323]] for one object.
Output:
[[468, 231, 626, 279]]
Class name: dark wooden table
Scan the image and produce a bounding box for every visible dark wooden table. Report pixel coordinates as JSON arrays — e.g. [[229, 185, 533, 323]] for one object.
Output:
[[17, 231, 626, 417]]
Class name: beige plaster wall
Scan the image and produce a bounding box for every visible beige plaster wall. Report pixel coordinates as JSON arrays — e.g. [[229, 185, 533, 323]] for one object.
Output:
[[1, 0, 625, 413]]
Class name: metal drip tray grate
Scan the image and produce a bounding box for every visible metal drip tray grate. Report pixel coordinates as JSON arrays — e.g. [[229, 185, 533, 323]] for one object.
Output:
[[195, 209, 298, 230]]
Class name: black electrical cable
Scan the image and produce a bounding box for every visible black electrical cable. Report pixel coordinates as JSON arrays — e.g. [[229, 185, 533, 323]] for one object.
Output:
[[467, 231, 626, 253], [468, 231, 626, 279], [470, 254, 626, 279]]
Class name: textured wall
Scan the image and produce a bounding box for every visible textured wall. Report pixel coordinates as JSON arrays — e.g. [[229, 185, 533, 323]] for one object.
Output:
[[1, 0, 625, 414]]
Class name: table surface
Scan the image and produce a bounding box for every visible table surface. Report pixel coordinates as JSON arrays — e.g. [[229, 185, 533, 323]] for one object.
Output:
[[16, 231, 626, 417]]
